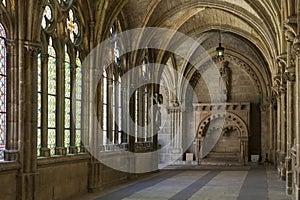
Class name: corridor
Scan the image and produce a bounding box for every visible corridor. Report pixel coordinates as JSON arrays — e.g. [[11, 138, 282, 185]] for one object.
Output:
[[76, 165, 290, 200]]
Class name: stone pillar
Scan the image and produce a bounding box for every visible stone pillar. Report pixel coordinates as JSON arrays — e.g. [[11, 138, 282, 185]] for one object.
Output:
[[4, 40, 19, 161], [168, 104, 183, 162], [39, 53, 50, 157], [55, 40, 67, 155], [281, 84, 287, 180], [284, 31, 296, 194], [293, 34, 300, 199], [69, 57, 77, 154]]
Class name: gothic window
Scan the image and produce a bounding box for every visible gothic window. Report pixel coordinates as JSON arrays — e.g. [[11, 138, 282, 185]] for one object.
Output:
[[117, 77, 122, 144], [0, 23, 6, 159], [75, 53, 82, 150], [134, 90, 138, 142], [67, 9, 79, 43], [41, 4, 52, 30], [64, 46, 71, 150], [110, 23, 121, 66], [38, 3, 82, 156], [112, 75, 116, 143], [144, 86, 148, 141], [102, 70, 108, 145], [37, 53, 42, 156], [47, 37, 56, 155]]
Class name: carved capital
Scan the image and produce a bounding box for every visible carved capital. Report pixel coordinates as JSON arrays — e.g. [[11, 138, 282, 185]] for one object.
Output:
[[292, 35, 300, 56], [24, 41, 41, 54], [284, 22, 297, 42], [276, 55, 287, 71]]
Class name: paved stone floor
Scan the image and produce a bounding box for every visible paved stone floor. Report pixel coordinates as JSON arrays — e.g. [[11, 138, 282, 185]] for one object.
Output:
[[75, 165, 291, 200]]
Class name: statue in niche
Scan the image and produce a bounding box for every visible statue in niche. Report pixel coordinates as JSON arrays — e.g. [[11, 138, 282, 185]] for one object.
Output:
[[219, 61, 231, 101]]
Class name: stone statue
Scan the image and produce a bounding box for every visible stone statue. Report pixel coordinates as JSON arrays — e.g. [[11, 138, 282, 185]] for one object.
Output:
[[219, 62, 231, 101]]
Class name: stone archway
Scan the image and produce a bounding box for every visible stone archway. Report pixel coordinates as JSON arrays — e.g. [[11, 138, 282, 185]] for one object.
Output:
[[194, 104, 250, 165]]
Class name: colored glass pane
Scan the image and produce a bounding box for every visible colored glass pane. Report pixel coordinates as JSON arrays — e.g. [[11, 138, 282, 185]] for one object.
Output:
[[75, 130, 81, 150], [67, 9, 79, 43], [48, 42, 56, 95], [48, 95, 56, 127], [48, 129, 55, 155], [64, 129, 70, 148], [75, 55, 81, 150], [0, 23, 6, 159], [65, 98, 70, 129], [41, 5, 52, 29], [37, 128, 41, 156], [37, 54, 42, 92], [37, 53, 42, 131], [38, 93, 41, 128], [65, 49, 71, 98]]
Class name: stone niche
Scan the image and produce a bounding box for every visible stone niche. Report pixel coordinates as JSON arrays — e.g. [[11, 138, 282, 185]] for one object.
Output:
[[193, 102, 250, 164]]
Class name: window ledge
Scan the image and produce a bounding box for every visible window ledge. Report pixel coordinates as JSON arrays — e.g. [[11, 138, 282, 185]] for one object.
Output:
[[0, 161, 20, 171], [37, 153, 90, 167]]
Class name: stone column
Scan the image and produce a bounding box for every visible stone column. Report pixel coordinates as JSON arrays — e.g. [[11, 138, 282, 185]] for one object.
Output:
[[4, 40, 19, 161], [293, 35, 300, 199], [280, 81, 287, 180], [55, 42, 67, 155], [39, 53, 50, 157], [18, 40, 41, 200], [69, 57, 77, 154], [168, 103, 183, 162], [284, 30, 296, 194]]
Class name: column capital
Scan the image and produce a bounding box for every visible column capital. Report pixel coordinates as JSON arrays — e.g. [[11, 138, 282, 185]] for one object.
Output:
[[283, 22, 296, 42], [24, 40, 41, 53], [292, 35, 300, 56]]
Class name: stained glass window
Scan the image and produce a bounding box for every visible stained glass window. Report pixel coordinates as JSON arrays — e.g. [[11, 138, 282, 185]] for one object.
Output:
[[48, 38, 56, 155], [75, 54, 82, 151], [0, 23, 6, 159], [112, 76, 115, 143], [144, 87, 148, 141], [64, 46, 71, 150], [37, 53, 42, 156], [135, 90, 138, 142], [103, 70, 107, 145], [67, 9, 79, 43], [41, 5, 52, 29], [118, 77, 122, 144]]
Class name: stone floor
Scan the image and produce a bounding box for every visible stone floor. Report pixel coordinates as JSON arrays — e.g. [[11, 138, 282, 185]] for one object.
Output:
[[74, 165, 291, 200]]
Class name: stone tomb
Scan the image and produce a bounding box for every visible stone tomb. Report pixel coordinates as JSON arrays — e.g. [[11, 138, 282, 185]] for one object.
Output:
[[194, 103, 250, 164]]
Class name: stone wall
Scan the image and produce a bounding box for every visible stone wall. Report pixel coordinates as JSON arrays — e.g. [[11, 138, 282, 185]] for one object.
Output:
[[0, 168, 17, 200]]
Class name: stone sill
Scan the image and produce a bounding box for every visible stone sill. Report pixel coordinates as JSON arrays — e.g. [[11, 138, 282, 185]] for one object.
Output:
[[98, 150, 135, 158], [0, 161, 20, 172], [37, 153, 90, 167]]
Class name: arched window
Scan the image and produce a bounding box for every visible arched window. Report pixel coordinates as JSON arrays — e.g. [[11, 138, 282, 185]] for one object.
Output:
[[47, 37, 56, 155], [75, 53, 82, 150], [37, 53, 42, 156], [38, 4, 83, 156], [134, 90, 138, 142], [102, 70, 108, 145], [118, 77, 122, 144], [0, 22, 6, 159], [64, 45, 71, 149]]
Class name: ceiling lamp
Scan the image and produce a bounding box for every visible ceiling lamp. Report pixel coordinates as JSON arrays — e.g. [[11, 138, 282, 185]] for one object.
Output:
[[216, 30, 224, 57]]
